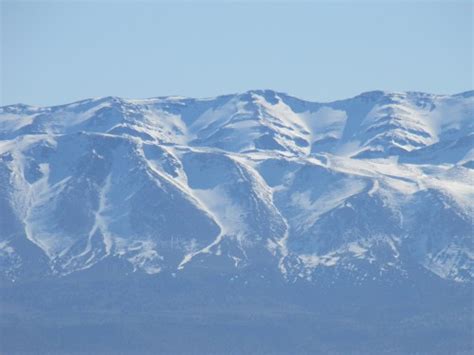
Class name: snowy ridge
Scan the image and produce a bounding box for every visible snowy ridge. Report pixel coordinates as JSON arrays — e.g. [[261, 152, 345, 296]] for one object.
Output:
[[0, 90, 472, 283]]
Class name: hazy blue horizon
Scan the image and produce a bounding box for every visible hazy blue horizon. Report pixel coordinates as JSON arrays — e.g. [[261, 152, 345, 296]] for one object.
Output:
[[2, 1, 473, 106]]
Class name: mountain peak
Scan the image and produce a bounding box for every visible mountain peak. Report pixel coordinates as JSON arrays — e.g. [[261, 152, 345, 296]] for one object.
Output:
[[0, 90, 472, 284]]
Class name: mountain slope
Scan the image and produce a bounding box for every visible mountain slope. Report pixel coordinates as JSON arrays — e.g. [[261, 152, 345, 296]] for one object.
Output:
[[0, 90, 472, 284]]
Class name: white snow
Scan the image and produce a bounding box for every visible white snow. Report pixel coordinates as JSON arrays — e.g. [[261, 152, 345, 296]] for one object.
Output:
[[1, 90, 472, 282], [300, 106, 348, 144]]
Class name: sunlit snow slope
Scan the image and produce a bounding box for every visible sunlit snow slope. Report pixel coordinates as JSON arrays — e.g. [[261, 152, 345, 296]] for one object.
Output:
[[1, 90, 473, 283]]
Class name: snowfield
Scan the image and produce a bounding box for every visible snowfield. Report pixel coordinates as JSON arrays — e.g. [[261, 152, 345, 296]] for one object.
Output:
[[0, 89, 473, 284]]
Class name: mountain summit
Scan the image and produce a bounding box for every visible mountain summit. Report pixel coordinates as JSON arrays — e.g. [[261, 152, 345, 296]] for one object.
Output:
[[1, 90, 473, 284]]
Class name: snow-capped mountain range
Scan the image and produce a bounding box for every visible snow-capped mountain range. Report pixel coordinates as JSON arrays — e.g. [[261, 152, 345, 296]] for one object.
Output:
[[1, 89, 472, 283]]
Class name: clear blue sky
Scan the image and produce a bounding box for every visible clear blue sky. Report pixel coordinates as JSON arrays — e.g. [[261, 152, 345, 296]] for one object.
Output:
[[1, 1, 472, 106]]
